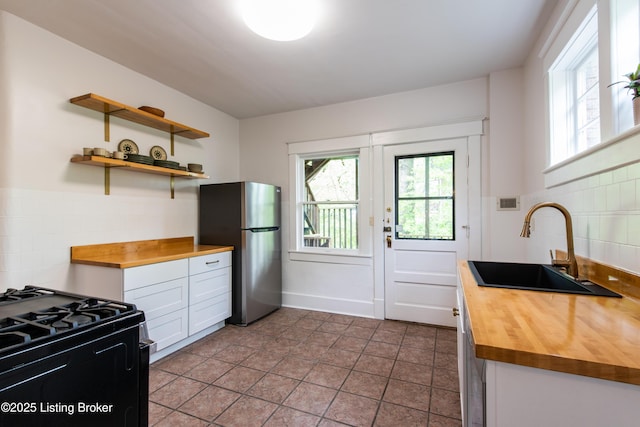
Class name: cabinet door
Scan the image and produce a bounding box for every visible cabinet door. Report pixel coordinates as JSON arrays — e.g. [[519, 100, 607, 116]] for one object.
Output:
[[456, 285, 467, 425], [189, 267, 231, 304], [188, 267, 231, 335], [125, 277, 188, 321], [145, 308, 189, 351], [125, 277, 189, 350], [189, 293, 231, 335]]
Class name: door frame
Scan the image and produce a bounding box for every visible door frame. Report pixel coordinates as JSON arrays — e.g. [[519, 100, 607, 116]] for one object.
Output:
[[371, 120, 484, 319]]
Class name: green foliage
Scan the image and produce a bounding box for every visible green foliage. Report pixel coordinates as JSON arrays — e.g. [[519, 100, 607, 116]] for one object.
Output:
[[303, 152, 456, 246], [396, 154, 454, 240], [307, 157, 358, 200], [305, 156, 359, 249], [608, 63, 640, 99]]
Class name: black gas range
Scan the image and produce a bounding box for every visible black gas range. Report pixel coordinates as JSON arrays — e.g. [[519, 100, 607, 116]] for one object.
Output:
[[0, 286, 150, 427]]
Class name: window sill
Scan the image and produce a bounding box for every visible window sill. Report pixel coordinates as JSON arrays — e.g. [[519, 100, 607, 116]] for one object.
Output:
[[288, 250, 372, 266], [544, 124, 640, 188]]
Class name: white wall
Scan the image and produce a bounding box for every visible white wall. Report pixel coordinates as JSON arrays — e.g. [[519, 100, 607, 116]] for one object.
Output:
[[0, 12, 240, 291], [240, 79, 493, 317], [6, 1, 633, 320], [484, 69, 528, 262], [520, 0, 640, 274], [239, 4, 640, 319]]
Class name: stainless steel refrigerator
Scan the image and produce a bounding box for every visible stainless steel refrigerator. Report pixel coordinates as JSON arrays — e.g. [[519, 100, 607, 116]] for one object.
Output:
[[198, 182, 282, 325]]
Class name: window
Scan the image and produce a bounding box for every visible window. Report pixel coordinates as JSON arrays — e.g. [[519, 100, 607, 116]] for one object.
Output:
[[288, 134, 371, 259], [542, 0, 640, 187], [548, 4, 599, 165], [395, 152, 454, 240], [611, 0, 640, 132], [302, 154, 359, 249]]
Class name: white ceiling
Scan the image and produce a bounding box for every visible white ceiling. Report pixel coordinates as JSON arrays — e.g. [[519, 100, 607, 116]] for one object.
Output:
[[0, 0, 555, 119]]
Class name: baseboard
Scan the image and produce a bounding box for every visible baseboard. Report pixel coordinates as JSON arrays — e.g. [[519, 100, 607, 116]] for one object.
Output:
[[282, 291, 375, 318]]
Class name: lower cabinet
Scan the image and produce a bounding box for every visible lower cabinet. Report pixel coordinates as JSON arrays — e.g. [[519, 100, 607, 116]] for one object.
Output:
[[124, 259, 190, 353], [483, 360, 640, 427], [188, 252, 232, 335], [74, 251, 232, 362], [124, 279, 189, 352], [457, 278, 640, 427]]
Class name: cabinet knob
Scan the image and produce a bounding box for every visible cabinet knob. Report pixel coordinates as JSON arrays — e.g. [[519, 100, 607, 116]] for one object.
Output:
[[452, 307, 460, 317]]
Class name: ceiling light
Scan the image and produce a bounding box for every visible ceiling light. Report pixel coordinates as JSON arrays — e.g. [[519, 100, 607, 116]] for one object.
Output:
[[240, 0, 319, 41]]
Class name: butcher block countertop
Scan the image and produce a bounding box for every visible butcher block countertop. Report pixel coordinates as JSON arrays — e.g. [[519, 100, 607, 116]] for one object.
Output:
[[458, 259, 640, 386], [71, 236, 233, 269]]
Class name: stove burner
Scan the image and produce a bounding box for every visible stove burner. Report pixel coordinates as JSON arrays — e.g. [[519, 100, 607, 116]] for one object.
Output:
[[52, 314, 93, 329], [0, 316, 56, 348], [24, 299, 123, 331], [0, 287, 134, 353], [0, 287, 49, 303]]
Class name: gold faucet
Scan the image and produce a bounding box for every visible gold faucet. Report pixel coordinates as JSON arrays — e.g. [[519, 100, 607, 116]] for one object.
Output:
[[520, 202, 579, 278]]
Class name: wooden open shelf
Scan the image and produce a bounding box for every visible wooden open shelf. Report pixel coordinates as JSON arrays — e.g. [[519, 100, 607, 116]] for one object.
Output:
[[71, 155, 208, 198], [71, 155, 209, 179], [70, 93, 210, 140], [69, 93, 210, 198]]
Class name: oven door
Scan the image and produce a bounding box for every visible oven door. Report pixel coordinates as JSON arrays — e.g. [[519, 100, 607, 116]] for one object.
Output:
[[0, 322, 145, 427]]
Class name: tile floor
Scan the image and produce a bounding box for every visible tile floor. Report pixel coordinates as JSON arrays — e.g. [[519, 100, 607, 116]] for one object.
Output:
[[149, 308, 462, 426]]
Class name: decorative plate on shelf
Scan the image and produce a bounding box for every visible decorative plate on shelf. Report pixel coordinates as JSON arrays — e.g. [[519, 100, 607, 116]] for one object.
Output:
[[125, 154, 154, 165], [118, 139, 139, 155], [153, 159, 179, 169], [150, 145, 168, 161]]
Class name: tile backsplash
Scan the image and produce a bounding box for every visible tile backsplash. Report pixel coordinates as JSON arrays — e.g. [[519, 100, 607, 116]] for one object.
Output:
[[0, 188, 197, 291], [523, 161, 640, 275]]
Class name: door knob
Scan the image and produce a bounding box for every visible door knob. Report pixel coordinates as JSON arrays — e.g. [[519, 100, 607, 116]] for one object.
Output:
[[452, 307, 460, 317], [386, 235, 392, 248]]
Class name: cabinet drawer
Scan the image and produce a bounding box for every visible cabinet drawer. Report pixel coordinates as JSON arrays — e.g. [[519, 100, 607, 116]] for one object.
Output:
[[124, 259, 188, 291], [124, 277, 188, 321], [146, 308, 189, 351], [189, 251, 231, 276], [189, 267, 231, 304], [189, 292, 231, 335]]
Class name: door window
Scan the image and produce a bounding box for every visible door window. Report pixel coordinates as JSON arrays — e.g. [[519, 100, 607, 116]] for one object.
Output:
[[395, 152, 454, 240]]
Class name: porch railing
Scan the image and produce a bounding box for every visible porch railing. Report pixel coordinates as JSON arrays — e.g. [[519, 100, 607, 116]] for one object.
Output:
[[303, 202, 358, 249]]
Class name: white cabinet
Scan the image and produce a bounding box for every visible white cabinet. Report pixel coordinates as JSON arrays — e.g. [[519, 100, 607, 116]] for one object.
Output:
[[188, 252, 231, 335], [457, 281, 484, 427], [457, 276, 640, 427], [485, 360, 640, 427], [455, 285, 467, 424], [72, 250, 232, 362], [123, 259, 189, 352]]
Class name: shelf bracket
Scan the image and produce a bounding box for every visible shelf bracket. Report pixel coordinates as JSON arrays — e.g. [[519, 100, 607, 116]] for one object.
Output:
[[104, 113, 110, 142], [170, 132, 175, 156], [170, 176, 175, 199], [104, 166, 110, 195]]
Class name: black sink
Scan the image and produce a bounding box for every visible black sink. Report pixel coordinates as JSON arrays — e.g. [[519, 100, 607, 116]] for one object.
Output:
[[468, 261, 621, 297]]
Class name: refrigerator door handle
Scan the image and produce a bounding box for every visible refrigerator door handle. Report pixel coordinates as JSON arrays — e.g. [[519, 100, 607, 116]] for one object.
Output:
[[245, 226, 280, 232]]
